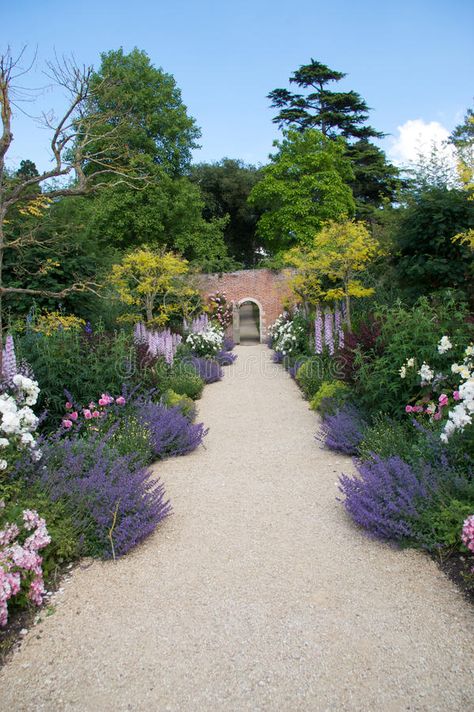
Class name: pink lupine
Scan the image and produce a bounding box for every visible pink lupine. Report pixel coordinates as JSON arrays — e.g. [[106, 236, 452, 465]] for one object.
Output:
[[334, 304, 344, 350], [2, 335, 17, 385]]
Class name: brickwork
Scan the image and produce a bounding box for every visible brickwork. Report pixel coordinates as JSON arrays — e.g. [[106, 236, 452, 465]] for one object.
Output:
[[198, 268, 294, 342]]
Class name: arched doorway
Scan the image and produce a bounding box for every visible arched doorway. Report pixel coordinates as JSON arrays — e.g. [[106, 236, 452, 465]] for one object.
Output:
[[233, 298, 264, 344]]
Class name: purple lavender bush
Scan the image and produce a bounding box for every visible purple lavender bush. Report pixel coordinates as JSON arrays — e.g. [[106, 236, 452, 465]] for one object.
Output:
[[187, 356, 223, 384], [288, 360, 304, 380], [138, 403, 207, 458], [316, 404, 367, 456], [223, 336, 235, 351], [215, 350, 237, 366], [338, 455, 443, 543], [272, 350, 284, 364], [21, 434, 171, 558]]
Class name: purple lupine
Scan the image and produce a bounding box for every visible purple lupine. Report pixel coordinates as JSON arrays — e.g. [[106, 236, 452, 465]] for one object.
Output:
[[334, 304, 344, 350], [314, 306, 323, 354], [190, 314, 209, 334], [223, 336, 235, 351], [2, 335, 17, 385], [324, 308, 334, 356], [338, 456, 443, 543], [134, 322, 147, 345], [316, 404, 367, 456]]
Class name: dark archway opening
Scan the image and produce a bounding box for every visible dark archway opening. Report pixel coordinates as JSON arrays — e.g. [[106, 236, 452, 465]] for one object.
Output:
[[239, 301, 260, 344]]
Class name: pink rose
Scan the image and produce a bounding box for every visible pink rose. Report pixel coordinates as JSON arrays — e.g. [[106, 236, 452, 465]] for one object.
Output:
[[83, 409, 92, 420], [98, 398, 108, 406], [69, 411, 78, 421], [62, 419, 73, 429], [89, 402, 96, 409], [115, 396, 126, 406], [433, 411, 442, 421], [413, 405, 424, 413], [438, 394, 449, 407], [92, 411, 101, 418], [405, 405, 413, 413], [453, 390, 461, 401], [65, 402, 73, 410]]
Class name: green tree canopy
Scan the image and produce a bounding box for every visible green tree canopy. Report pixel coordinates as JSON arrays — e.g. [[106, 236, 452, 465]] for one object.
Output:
[[89, 47, 201, 175], [189, 158, 263, 267], [268, 58, 402, 218], [392, 186, 474, 302], [248, 129, 355, 253]]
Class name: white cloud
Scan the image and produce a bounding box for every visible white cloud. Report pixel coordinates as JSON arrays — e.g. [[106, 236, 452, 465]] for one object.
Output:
[[388, 118, 457, 169]]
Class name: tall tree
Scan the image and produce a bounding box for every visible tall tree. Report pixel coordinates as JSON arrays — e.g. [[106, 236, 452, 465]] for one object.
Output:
[[189, 159, 263, 267], [268, 59, 401, 217], [248, 129, 354, 253], [0, 49, 145, 359], [269, 59, 381, 140], [88, 47, 200, 175]]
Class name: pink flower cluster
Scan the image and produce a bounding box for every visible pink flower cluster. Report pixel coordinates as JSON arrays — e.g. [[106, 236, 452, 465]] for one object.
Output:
[[62, 393, 126, 429], [0, 502, 51, 626], [405, 391, 462, 422], [208, 292, 233, 329], [461, 515, 474, 555]]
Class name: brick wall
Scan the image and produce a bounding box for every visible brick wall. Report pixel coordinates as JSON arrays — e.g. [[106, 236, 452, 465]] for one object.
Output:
[[198, 268, 294, 341]]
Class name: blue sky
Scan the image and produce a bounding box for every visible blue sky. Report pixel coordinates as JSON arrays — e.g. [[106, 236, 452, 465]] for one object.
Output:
[[3, 0, 474, 172]]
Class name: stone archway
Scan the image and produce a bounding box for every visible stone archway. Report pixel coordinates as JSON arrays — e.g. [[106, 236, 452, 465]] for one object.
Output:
[[233, 297, 265, 344]]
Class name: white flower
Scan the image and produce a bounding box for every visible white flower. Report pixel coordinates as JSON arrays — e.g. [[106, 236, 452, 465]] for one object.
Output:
[[0, 459, 8, 470], [399, 366, 407, 379], [437, 335, 452, 354], [0, 438, 9, 448], [425, 403, 436, 415], [418, 362, 434, 385], [406, 358, 415, 368], [465, 344, 474, 357]]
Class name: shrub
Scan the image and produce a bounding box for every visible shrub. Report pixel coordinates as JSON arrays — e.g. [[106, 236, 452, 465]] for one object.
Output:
[[338, 315, 382, 384], [338, 455, 442, 542], [167, 363, 204, 400], [137, 403, 207, 459], [15, 327, 134, 427], [186, 356, 223, 384], [353, 299, 472, 415], [357, 414, 419, 463], [310, 380, 350, 414], [413, 498, 474, 552], [186, 324, 223, 357], [162, 389, 196, 421], [317, 404, 367, 455], [296, 358, 325, 399], [21, 435, 171, 559]]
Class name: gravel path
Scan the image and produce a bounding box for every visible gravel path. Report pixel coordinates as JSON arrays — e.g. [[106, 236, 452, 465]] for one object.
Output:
[[1, 345, 473, 712]]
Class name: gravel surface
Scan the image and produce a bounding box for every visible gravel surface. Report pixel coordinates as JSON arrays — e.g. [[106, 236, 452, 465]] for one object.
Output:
[[1, 345, 473, 712]]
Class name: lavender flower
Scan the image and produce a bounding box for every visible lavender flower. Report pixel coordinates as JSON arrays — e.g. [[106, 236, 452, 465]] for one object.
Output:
[[316, 404, 367, 455], [138, 403, 207, 458], [223, 336, 235, 351], [186, 356, 223, 384], [215, 350, 237, 366], [338, 456, 442, 542], [272, 351, 284, 364], [22, 434, 171, 558]]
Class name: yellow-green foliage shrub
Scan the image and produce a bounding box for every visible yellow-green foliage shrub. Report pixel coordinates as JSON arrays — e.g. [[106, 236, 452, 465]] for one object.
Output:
[[310, 380, 350, 414], [162, 389, 196, 421]]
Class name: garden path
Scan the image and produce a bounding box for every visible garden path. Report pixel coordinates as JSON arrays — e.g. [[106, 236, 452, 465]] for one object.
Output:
[[1, 345, 473, 711]]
